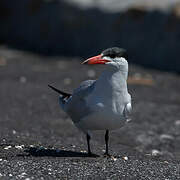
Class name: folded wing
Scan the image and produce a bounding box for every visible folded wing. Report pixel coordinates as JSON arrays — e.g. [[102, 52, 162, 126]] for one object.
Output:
[[63, 80, 96, 123]]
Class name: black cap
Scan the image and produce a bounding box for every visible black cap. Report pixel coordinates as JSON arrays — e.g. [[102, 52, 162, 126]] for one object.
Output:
[[102, 47, 127, 59]]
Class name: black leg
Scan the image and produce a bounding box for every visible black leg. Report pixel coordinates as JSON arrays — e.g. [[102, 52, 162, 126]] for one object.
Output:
[[86, 133, 92, 156], [104, 130, 110, 156]]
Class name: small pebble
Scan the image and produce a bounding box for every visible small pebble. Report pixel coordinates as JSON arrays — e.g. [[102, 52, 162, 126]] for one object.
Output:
[[4, 146, 12, 150], [63, 77, 72, 85], [15, 145, 24, 150], [20, 76, 27, 83], [111, 156, 117, 161], [126, 118, 132, 123], [12, 130, 16, 134], [151, 149, 162, 156], [80, 150, 87, 153], [25, 178, 31, 180], [123, 156, 128, 161], [0, 159, 2, 161], [19, 172, 27, 178], [160, 134, 174, 141], [175, 120, 180, 126]]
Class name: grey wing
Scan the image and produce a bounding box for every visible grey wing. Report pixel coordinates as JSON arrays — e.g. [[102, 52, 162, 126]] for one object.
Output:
[[72, 80, 96, 98], [63, 80, 96, 123], [123, 93, 132, 118]]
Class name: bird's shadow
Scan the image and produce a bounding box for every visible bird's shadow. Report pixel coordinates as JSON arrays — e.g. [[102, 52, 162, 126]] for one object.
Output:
[[19, 147, 98, 158]]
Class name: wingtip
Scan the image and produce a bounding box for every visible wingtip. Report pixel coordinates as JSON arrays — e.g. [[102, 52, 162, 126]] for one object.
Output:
[[48, 84, 71, 97], [48, 84, 53, 90], [48, 84, 55, 90], [48, 84, 59, 94]]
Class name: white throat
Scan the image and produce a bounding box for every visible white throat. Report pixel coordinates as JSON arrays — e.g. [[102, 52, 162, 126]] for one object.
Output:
[[91, 60, 129, 100]]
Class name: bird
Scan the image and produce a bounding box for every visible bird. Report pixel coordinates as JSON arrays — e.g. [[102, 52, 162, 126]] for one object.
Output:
[[48, 47, 132, 157]]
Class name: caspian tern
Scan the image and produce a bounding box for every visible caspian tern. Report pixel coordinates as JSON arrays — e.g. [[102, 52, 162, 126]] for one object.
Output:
[[48, 47, 132, 156]]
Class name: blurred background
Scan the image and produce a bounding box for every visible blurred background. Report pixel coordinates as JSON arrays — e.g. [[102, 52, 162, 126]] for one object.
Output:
[[1, 0, 180, 170], [0, 0, 180, 72]]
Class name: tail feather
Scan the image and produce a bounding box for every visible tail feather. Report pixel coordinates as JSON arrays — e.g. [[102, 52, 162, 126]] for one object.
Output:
[[48, 84, 71, 110], [48, 84, 71, 98]]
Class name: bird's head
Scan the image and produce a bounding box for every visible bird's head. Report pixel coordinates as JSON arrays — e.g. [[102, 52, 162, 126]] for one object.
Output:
[[82, 47, 128, 69]]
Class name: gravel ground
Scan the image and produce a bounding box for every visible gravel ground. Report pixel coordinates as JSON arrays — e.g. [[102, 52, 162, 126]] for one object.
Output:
[[0, 47, 180, 179]]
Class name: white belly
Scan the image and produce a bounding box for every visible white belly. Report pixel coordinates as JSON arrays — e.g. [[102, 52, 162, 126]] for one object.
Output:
[[75, 109, 127, 131]]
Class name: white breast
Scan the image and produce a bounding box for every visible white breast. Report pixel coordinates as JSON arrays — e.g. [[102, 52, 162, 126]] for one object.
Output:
[[75, 108, 127, 130], [75, 62, 131, 131]]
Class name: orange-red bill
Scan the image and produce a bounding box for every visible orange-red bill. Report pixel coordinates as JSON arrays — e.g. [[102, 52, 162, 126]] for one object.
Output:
[[82, 54, 110, 65]]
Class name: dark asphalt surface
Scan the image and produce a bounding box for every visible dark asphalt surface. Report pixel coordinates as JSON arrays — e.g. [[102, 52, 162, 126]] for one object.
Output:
[[0, 47, 180, 179]]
